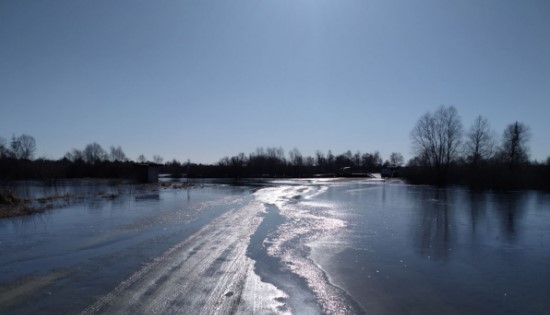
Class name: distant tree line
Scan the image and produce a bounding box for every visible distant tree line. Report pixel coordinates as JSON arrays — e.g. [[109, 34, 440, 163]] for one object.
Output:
[[0, 137, 172, 180], [0, 135, 392, 180], [1, 111, 549, 191], [405, 105, 550, 189], [210, 147, 388, 178]]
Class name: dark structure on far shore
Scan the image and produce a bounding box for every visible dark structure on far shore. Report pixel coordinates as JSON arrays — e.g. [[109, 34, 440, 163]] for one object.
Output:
[[135, 164, 161, 183]]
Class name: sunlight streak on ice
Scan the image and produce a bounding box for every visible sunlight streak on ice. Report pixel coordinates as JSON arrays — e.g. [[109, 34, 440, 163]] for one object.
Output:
[[253, 184, 360, 314]]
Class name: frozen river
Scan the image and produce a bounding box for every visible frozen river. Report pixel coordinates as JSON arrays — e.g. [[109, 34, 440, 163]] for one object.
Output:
[[1, 179, 549, 314]]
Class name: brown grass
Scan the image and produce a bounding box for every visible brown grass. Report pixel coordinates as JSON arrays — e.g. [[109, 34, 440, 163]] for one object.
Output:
[[0, 192, 71, 218], [0, 190, 25, 205]]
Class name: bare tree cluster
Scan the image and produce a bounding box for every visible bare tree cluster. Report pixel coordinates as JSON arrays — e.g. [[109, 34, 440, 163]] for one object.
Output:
[[0, 134, 36, 160], [409, 106, 537, 185], [83, 143, 107, 164], [410, 106, 463, 184], [110, 146, 128, 162], [132, 153, 164, 164], [152, 155, 164, 164], [64, 143, 130, 164]]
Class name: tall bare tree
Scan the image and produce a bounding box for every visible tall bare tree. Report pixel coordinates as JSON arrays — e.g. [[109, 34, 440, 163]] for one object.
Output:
[[389, 152, 404, 166], [152, 155, 164, 164], [137, 154, 148, 163], [353, 151, 361, 167], [315, 151, 326, 167], [361, 151, 382, 170], [109, 146, 127, 162], [0, 137, 8, 158], [288, 148, 304, 167], [83, 142, 106, 164], [10, 134, 36, 160], [411, 106, 463, 184], [499, 121, 530, 168], [327, 150, 335, 170], [464, 115, 496, 166]]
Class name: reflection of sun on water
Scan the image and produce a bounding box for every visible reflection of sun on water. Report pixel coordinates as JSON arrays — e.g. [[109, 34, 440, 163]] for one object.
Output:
[[255, 184, 359, 314]]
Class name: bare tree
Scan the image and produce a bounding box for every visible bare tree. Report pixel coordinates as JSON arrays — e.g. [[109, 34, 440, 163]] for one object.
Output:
[[288, 148, 303, 166], [64, 149, 84, 162], [498, 121, 530, 168], [464, 115, 496, 166], [9, 135, 20, 159], [109, 146, 127, 162], [389, 152, 404, 166], [137, 154, 148, 163], [353, 151, 361, 167], [64, 148, 84, 162], [10, 134, 36, 160], [410, 106, 463, 184], [218, 156, 230, 166], [315, 151, 326, 167], [361, 151, 382, 170], [83, 142, 107, 164], [335, 150, 354, 169], [288, 148, 304, 176], [305, 156, 315, 167], [0, 137, 9, 158], [327, 150, 335, 169], [152, 155, 164, 164], [230, 153, 247, 167], [266, 147, 285, 162], [19, 135, 36, 160]]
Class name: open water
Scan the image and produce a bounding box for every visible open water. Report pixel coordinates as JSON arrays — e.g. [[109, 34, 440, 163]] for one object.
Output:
[[0, 178, 549, 314]]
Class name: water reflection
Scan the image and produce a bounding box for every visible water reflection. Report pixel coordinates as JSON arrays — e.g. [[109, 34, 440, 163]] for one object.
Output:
[[3, 212, 50, 235], [492, 192, 526, 242], [315, 181, 550, 315], [412, 187, 536, 259], [381, 181, 387, 204], [134, 193, 160, 202], [415, 188, 453, 260], [468, 190, 487, 237]]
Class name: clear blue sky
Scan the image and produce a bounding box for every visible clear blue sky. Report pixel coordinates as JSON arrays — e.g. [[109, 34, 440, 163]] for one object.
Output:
[[1, 0, 549, 164]]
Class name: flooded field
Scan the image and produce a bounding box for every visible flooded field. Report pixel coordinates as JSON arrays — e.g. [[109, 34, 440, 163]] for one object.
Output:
[[0, 179, 549, 314], [307, 180, 550, 314]]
